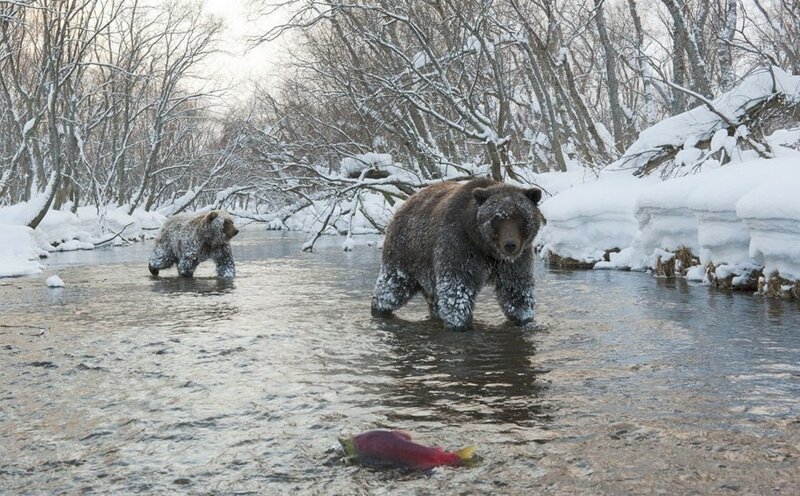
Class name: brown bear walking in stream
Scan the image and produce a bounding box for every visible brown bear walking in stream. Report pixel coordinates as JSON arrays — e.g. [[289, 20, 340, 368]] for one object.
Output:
[[148, 210, 239, 278], [371, 178, 543, 331]]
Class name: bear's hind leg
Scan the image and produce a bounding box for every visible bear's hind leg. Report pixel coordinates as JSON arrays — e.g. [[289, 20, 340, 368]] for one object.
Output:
[[177, 254, 200, 278], [371, 267, 419, 317], [148, 246, 176, 276]]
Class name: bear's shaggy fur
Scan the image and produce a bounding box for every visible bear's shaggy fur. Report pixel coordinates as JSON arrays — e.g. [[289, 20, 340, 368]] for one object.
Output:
[[148, 210, 239, 278], [371, 178, 543, 331]]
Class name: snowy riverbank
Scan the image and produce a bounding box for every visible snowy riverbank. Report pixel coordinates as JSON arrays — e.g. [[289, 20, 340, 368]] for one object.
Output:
[[0, 204, 165, 278], [4, 154, 800, 300], [538, 67, 800, 296], [538, 155, 800, 296]]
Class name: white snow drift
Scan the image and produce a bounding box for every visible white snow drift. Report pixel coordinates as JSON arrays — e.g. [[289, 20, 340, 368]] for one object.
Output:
[[538, 156, 800, 285]]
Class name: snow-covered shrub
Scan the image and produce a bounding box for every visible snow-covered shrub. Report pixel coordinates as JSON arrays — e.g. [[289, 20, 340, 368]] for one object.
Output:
[[611, 67, 800, 178], [340, 153, 404, 179], [706, 263, 762, 291]]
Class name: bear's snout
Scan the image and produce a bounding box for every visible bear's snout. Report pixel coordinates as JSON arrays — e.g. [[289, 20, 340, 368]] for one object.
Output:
[[501, 237, 521, 257], [497, 219, 523, 258], [224, 221, 239, 239]]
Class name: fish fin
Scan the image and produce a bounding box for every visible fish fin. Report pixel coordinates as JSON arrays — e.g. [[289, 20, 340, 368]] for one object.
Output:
[[395, 430, 413, 440], [455, 446, 476, 462]]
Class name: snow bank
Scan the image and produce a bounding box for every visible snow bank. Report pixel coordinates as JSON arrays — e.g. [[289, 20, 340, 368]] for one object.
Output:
[[0, 203, 166, 254], [738, 174, 800, 281], [0, 202, 166, 278], [538, 173, 657, 264], [46, 275, 65, 288], [634, 157, 799, 274], [515, 166, 594, 199], [540, 154, 800, 287], [37, 209, 94, 250], [0, 226, 44, 278], [636, 173, 703, 258], [688, 158, 796, 265]]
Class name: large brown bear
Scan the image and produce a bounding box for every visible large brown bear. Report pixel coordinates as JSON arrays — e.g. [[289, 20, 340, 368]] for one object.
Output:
[[371, 178, 543, 331], [148, 210, 239, 278]]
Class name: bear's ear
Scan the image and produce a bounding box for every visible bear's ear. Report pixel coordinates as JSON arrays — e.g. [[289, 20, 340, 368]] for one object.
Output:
[[525, 188, 542, 206], [473, 188, 491, 205], [205, 211, 218, 223]]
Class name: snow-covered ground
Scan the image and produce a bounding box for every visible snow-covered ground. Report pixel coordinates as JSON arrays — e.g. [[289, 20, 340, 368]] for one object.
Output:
[[0, 226, 44, 278], [610, 67, 800, 178], [538, 66, 800, 293], [537, 155, 800, 292], [538, 173, 659, 265], [0, 204, 165, 278]]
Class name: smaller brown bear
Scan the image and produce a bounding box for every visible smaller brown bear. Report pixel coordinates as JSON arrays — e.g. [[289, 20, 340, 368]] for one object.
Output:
[[148, 210, 239, 278], [371, 178, 543, 331]]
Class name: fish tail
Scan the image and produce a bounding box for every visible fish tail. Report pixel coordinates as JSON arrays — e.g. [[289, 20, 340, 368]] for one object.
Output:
[[455, 446, 476, 462]]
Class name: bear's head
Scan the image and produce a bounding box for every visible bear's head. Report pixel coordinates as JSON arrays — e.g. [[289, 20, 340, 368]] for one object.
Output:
[[473, 184, 542, 261], [205, 210, 239, 243]]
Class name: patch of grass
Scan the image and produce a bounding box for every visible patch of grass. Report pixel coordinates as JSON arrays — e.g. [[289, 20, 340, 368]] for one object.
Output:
[[546, 248, 620, 270], [655, 247, 698, 278], [706, 263, 762, 291], [760, 272, 800, 298]]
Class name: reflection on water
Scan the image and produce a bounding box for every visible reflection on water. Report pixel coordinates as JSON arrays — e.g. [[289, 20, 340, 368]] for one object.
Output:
[[149, 276, 236, 296], [1, 228, 799, 494], [375, 317, 548, 425]]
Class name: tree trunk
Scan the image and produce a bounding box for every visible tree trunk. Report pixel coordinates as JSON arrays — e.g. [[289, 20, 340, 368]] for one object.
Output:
[[26, 170, 61, 230], [661, 0, 713, 98], [627, 0, 657, 127], [718, 0, 737, 91], [594, 0, 627, 153]]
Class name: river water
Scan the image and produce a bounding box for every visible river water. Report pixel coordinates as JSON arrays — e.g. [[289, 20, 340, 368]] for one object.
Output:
[[1, 228, 799, 494]]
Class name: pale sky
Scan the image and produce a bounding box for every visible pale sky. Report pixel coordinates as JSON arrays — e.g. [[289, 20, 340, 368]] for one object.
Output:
[[200, 0, 291, 101]]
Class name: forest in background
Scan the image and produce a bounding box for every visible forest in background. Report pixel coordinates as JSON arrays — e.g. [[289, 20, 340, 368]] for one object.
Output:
[[1, 0, 799, 232]]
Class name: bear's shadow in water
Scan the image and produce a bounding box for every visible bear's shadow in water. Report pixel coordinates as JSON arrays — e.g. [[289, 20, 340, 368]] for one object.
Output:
[[149, 276, 235, 296], [146, 277, 240, 328], [371, 316, 551, 426]]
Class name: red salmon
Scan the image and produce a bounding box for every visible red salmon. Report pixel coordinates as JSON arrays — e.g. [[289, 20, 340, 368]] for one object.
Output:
[[339, 430, 476, 469]]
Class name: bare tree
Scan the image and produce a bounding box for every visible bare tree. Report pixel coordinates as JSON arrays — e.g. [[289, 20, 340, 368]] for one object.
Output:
[[718, 0, 737, 91], [594, 0, 627, 153]]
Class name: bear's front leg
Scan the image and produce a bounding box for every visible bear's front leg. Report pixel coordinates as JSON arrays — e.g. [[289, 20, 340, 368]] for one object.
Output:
[[434, 274, 478, 331], [494, 251, 536, 327], [177, 253, 200, 278], [148, 245, 176, 276], [214, 245, 236, 278], [371, 266, 418, 317]]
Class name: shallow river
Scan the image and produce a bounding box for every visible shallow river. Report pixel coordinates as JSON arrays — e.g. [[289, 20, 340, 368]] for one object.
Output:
[[2, 228, 800, 494]]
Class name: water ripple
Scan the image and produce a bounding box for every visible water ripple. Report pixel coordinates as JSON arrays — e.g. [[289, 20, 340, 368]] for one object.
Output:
[[1, 230, 799, 493]]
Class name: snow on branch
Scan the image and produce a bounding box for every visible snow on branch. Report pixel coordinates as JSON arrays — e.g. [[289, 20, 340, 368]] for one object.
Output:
[[611, 67, 800, 178]]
